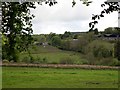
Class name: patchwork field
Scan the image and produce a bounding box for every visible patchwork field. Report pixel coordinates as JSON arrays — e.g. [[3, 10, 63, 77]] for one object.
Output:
[[2, 67, 118, 88]]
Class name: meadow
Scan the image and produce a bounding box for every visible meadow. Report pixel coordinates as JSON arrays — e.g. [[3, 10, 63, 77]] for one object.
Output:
[[18, 45, 87, 64], [2, 67, 118, 88], [2, 43, 119, 88]]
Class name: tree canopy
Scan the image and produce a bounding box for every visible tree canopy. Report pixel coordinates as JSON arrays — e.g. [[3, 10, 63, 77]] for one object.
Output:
[[89, 1, 120, 31], [1, 1, 57, 61]]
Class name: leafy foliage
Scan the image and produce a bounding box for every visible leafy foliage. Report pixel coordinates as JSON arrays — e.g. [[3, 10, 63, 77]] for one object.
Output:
[[61, 31, 73, 39], [72, 0, 92, 7], [2, 1, 57, 61], [85, 40, 113, 58], [104, 27, 120, 34], [2, 2, 36, 61], [51, 36, 61, 47], [89, 2, 120, 31], [114, 39, 120, 60]]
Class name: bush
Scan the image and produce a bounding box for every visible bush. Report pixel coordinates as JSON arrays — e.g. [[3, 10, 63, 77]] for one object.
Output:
[[79, 57, 89, 65], [3, 60, 9, 63], [20, 55, 49, 64], [32, 57, 42, 64], [59, 57, 74, 64], [109, 59, 119, 66], [114, 40, 120, 60], [83, 40, 117, 65], [42, 57, 47, 63], [21, 56, 31, 63], [51, 36, 61, 47], [85, 40, 113, 58], [98, 58, 118, 66], [60, 40, 71, 50], [86, 52, 96, 65], [116, 61, 120, 66]]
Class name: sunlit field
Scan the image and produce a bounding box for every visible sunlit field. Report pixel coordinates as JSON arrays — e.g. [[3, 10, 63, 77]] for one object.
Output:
[[2, 67, 118, 88]]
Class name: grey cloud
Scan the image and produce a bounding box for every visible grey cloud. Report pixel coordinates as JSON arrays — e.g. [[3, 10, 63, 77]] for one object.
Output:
[[31, 0, 117, 34]]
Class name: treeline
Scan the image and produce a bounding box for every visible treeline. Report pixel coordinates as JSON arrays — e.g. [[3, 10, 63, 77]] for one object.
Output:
[[103, 27, 120, 34], [33, 28, 120, 66]]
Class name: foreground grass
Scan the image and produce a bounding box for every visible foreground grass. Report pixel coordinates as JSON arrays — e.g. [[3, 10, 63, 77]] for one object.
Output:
[[3, 67, 118, 88]]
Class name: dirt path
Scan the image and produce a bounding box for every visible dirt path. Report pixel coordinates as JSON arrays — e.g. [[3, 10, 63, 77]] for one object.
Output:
[[1, 63, 119, 70]]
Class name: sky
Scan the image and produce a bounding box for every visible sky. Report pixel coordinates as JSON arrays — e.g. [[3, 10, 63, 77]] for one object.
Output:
[[30, 0, 118, 34]]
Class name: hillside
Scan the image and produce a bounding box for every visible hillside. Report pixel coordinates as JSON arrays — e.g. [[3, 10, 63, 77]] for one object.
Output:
[[18, 45, 85, 65]]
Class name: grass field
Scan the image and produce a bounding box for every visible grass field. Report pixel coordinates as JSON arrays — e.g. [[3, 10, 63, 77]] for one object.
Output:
[[2, 67, 118, 88], [18, 45, 87, 64]]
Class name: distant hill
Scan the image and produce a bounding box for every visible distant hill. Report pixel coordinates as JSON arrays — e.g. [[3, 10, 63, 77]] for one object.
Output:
[[70, 32, 86, 35]]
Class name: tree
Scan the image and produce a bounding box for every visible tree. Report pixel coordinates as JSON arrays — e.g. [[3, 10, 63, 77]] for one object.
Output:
[[48, 32, 56, 40], [74, 0, 120, 63], [85, 40, 114, 65], [73, 34, 79, 39], [60, 40, 71, 50], [103, 27, 120, 34], [72, 0, 120, 33], [89, 2, 120, 31], [2, 2, 36, 61], [39, 35, 46, 44], [61, 31, 73, 39], [114, 39, 120, 60], [114, 27, 120, 34], [104, 27, 114, 34], [72, 0, 92, 7], [77, 32, 94, 53], [94, 28, 99, 35], [51, 36, 61, 47], [2, 1, 57, 62]]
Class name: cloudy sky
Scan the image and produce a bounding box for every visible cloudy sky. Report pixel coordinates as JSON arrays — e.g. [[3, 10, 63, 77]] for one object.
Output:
[[30, 0, 118, 34]]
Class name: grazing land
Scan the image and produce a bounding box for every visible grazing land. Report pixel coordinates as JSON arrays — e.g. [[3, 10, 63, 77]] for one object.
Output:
[[2, 67, 118, 88], [18, 45, 87, 65]]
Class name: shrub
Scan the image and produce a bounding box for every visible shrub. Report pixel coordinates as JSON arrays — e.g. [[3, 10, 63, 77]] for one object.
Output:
[[60, 40, 71, 50], [114, 40, 120, 61], [109, 59, 119, 66], [59, 57, 74, 64], [85, 40, 113, 58], [42, 57, 47, 63], [98, 58, 118, 66], [116, 61, 120, 66], [10, 60, 14, 63], [86, 52, 96, 65], [32, 57, 42, 64], [84, 40, 116, 65], [3, 60, 9, 63], [51, 36, 61, 47], [21, 56, 31, 63], [80, 59, 89, 65]]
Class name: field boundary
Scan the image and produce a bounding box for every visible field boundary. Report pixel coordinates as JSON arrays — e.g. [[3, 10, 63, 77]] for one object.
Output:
[[1, 63, 120, 70]]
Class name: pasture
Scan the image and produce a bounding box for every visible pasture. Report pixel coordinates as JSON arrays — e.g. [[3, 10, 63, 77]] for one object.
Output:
[[18, 45, 87, 64], [2, 67, 118, 88], [15, 45, 118, 66]]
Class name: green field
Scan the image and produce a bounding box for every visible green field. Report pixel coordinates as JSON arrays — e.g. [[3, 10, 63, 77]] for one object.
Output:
[[16, 45, 118, 66], [2, 67, 118, 88], [18, 45, 87, 64]]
